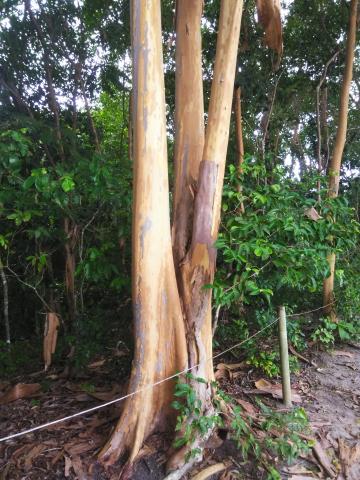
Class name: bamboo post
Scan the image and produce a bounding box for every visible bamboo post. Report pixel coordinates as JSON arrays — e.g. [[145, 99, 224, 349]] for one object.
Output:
[[278, 306, 292, 407]]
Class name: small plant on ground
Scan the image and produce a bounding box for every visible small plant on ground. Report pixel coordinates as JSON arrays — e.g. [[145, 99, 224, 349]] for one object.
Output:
[[311, 316, 359, 347], [172, 375, 312, 478]]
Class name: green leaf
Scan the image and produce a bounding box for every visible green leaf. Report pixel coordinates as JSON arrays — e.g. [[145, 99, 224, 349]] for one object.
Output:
[[61, 176, 75, 192]]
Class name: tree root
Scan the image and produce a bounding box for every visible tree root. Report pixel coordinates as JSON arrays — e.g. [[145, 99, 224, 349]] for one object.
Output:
[[164, 427, 214, 480]]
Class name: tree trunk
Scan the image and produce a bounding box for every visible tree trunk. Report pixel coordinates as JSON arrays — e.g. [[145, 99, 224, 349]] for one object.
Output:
[[98, 0, 188, 465], [172, 0, 204, 269], [234, 85, 245, 213], [99, 0, 243, 472], [316, 51, 339, 201], [323, 0, 358, 316], [0, 256, 10, 348], [64, 218, 78, 325]]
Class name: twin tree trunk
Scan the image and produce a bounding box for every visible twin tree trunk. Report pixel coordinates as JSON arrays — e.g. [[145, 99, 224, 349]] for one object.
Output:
[[323, 0, 358, 317], [98, 0, 243, 471]]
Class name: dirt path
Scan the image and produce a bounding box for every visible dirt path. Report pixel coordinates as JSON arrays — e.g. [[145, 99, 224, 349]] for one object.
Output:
[[282, 345, 360, 480]]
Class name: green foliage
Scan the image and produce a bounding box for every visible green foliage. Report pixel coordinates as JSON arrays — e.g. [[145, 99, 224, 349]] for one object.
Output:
[[171, 373, 222, 452], [311, 317, 360, 347], [247, 351, 280, 378], [215, 160, 359, 309], [259, 401, 312, 464]]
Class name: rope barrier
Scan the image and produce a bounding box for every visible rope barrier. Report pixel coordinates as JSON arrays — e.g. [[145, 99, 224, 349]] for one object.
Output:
[[0, 302, 335, 443]]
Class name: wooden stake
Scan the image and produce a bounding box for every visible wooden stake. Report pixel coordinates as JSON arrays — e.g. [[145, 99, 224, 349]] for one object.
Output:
[[278, 306, 292, 407]]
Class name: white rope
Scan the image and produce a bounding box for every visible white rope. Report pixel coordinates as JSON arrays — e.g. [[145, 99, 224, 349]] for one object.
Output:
[[0, 302, 335, 443], [0, 320, 279, 443]]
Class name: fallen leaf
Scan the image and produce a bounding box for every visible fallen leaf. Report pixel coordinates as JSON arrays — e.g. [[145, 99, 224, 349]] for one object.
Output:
[[24, 444, 47, 471], [64, 456, 72, 477], [215, 362, 246, 380], [51, 449, 64, 466], [234, 398, 256, 415], [249, 379, 302, 402], [87, 386, 122, 401], [216, 362, 246, 371], [255, 378, 273, 389], [0, 383, 41, 404], [87, 358, 106, 369], [64, 434, 104, 455], [288, 476, 318, 480], [192, 462, 227, 480], [70, 456, 87, 480]]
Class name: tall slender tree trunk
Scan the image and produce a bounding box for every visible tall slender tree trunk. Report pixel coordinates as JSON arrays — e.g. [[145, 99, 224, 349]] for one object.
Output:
[[64, 218, 78, 325], [0, 257, 10, 348], [323, 0, 358, 317], [98, 0, 188, 465], [99, 0, 243, 474], [234, 85, 245, 213], [172, 0, 205, 269]]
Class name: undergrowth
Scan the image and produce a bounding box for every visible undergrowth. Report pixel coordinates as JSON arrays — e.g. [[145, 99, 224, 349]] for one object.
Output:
[[172, 374, 312, 479]]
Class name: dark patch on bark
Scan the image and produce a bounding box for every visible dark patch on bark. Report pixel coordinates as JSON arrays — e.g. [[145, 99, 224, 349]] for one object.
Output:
[[191, 159, 218, 264]]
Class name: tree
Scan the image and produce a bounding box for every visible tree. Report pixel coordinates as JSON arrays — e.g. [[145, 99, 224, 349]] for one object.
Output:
[[98, 0, 244, 475], [323, 0, 359, 319]]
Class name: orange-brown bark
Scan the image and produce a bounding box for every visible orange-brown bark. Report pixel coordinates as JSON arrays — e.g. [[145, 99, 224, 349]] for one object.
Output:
[[323, 0, 358, 316], [256, 0, 283, 56], [181, 0, 243, 383], [100, 0, 244, 473], [172, 0, 204, 268], [98, 0, 187, 465]]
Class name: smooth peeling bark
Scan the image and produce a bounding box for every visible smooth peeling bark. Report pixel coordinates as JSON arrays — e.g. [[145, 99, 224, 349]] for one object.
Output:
[[98, 0, 187, 465], [172, 0, 205, 268], [256, 0, 283, 56], [323, 0, 358, 315], [180, 0, 243, 384]]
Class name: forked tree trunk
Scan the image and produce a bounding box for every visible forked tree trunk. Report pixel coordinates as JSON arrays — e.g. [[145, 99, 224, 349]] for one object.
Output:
[[99, 0, 243, 473], [323, 0, 358, 317]]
